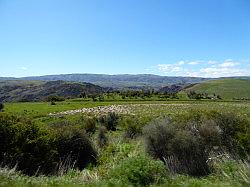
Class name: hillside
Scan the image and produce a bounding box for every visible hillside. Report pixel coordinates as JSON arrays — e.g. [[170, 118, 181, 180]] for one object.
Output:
[[186, 78, 250, 100], [19, 74, 210, 89], [0, 80, 103, 102], [2, 74, 250, 90]]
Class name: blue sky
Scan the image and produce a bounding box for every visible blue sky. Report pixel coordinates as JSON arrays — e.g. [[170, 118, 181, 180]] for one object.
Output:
[[0, 0, 250, 77]]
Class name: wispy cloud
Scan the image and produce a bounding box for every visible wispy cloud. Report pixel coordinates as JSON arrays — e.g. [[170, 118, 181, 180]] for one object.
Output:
[[157, 60, 199, 74], [20, 67, 28, 70], [157, 64, 182, 73], [218, 60, 239, 68], [208, 60, 217, 65], [157, 60, 186, 74], [188, 61, 200, 65], [177, 61, 185, 65], [156, 59, 250, 78], [199, 67, 247, 77]]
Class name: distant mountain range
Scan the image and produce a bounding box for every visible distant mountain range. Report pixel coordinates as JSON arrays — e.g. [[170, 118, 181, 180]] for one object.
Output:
[[0, 74, 214, 89], [0, 74, 249, 102]]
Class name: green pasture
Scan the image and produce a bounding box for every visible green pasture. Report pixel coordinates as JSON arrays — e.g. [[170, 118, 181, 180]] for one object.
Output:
[[186, 79, 250, 100], [4, 100, 250, 119]]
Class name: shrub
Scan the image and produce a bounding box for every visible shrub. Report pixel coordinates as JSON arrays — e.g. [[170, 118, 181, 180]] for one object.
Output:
[[0, 114, 57, 175], [0, 114, 97, 175], [198, 120, 222, 149], [143, 118, 175, 161], [0, 113, 17, 162], [12, 125, 56, 175], [213, 112, 250, 157], [55, 126, 97, 171], [0, 102, 4, 112], [46, 95, 65, 102], [174, 110, 249, 158], [122, 117, 143, 139], [171, 130, 210, 176], [143, 118, 211, 176], [99, 112, 119, 131], [97, 126, 108, 148], [144, 111, 250, 176], [108, 155, 167, 186], [82, 117, 97, 134]]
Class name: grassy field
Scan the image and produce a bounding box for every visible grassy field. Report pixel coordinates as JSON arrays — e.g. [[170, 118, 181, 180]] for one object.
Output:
[[186, 78, 250, 100], [1, 99, 250, 187], [4, 100, 250, 119]]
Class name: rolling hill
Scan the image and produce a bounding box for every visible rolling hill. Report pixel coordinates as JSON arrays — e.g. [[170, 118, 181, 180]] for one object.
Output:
[[0, 80, 103, 102], [185, 78, 250, 100], [8, 74, 211, 89]]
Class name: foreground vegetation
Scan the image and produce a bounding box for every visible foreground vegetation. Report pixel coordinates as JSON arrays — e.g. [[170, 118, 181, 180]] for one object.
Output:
[[0, 100, 249, 186]]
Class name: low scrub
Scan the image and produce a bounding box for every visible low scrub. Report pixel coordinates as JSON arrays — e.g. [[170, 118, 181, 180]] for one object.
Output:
[[143, 111, 250, 176], [178, 110, 250, 157], [143, 119, 211, 176], [81, 117, 98, 134], [121, 116, 143, 139], [98, 112, 119, 131], [97, 126, 108, 148], [55, 126, 97, 173], [0, 113, 97, 175], [213, 112, 250, 157]]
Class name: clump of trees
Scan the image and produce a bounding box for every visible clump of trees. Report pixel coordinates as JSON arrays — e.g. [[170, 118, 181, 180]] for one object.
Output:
[[79, 89, 180, 101], [187, 91, 222, 100], [46, 95, 65, 102]]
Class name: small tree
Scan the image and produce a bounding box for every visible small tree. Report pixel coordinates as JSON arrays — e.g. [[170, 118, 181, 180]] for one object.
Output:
[[0, 103, 4, 112]]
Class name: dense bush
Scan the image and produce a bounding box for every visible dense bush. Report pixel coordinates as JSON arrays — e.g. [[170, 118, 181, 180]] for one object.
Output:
[[97, 126, 108, 148], [0, 114, 17, 162], [0, 113, 97, 175], [213, 112, 249, 157], [99, 112, 119, 131], [198, 120, 222, 149], [55, 126, 97, 172], [82, 117, 97, 134], [143, 119, 175, 161], [108, 155, 167, 186], [0, 114, 56, 175], [143, 118, 211, 176], [122, 117, 143, 139], [143, 111, 250, 176], [171, 130, 210, 176], [46, 95, 65, 102], [178, 110, 250, 157]]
